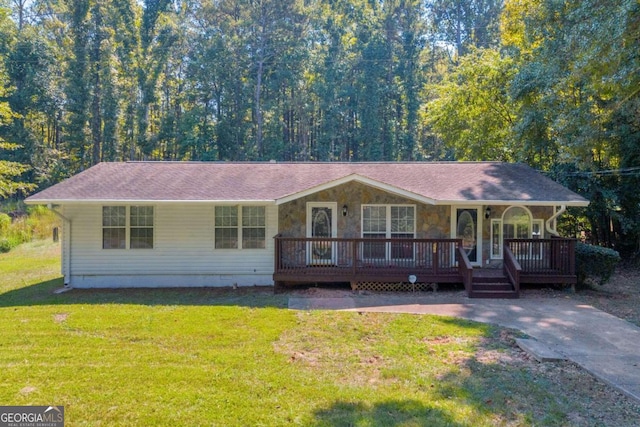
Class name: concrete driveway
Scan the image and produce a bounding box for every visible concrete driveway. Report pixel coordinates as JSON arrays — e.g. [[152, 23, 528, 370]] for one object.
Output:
[[289, 294, 640, 403]]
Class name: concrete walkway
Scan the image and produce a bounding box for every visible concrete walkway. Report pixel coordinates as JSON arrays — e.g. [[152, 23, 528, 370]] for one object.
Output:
[[289, 295, 640, 403]]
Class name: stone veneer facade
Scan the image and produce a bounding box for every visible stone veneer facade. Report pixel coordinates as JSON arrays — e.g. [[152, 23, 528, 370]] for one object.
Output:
[[278, 181, 556, 267], [279, 181, 451, 239]]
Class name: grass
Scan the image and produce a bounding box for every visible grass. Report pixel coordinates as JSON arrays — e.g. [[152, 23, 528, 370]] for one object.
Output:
[[0, 241, 607, 426]]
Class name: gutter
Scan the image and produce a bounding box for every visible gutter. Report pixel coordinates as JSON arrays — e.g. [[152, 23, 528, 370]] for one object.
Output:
[[47, 204, 71, 287], [545, 205, 567, 237]]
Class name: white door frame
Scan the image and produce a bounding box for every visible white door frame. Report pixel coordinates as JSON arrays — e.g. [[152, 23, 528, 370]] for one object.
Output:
[[451, 205, 483, 266], [306, 202, 338, 265]]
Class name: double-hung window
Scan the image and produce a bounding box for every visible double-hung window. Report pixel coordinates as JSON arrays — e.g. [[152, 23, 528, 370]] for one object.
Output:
[[103, 206, 126, 249], [362, 206, 387, 258], [215, 206, 266, 249], [362, 205, 415, 260], [102, 206, 154, 249], [130, 206, 154, 249]]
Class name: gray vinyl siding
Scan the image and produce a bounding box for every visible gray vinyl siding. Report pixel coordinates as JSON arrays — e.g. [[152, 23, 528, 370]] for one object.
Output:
[[63, 203, 277, 286]]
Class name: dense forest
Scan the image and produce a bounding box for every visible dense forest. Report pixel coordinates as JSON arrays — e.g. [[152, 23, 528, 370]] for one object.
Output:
[[0, 0, 638, 253]]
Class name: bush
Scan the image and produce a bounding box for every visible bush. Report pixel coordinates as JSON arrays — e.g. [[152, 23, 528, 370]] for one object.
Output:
[[0, 213, 10, 234], [0, 203, 60, 252], [26, 205, 59, 240], [0, 236, 20, 253], [576, 243, 621, 286]]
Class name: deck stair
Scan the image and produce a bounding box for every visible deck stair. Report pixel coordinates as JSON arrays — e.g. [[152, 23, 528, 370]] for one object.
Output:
[[469, 270, 519, 299]]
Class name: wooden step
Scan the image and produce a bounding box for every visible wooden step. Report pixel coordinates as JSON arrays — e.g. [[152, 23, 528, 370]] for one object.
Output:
[[472, 282, 513, 292], [471, 275, 509, 284], [469, 281, 519, 299], [469, 289, 519, 299]]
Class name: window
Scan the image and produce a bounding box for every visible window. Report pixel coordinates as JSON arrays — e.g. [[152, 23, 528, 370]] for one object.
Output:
[[102, 206, 154, 249], [490, 206, 544, 259], [242, 206, 266, 249], [362, 206, 387, 258], [130, 206, 154, 249], [215, 206, 266, 249], [491, 219, 502, 259], [390, 206, 415, 259], [103, 206, 126, 249], [215, 206, 238, 249], [532, 220, 544, 238], [362, 205, 415, 259], [503, 207, 531, 240]]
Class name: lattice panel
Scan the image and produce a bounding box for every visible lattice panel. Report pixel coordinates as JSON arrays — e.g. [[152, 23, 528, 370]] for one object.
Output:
[[352, 282, 438, 292]]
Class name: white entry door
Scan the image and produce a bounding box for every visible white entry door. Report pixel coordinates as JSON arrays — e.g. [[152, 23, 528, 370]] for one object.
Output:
[[453, 207, 482, 266], [306, 202, 337, 265]]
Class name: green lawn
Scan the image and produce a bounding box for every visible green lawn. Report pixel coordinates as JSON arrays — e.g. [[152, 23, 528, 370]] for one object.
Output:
[[0, 242, 583, 426]]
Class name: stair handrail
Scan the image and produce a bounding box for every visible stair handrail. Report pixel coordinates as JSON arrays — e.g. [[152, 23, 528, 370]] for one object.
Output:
[[503, 245, 521, 296], [457, 246, 473, 294]]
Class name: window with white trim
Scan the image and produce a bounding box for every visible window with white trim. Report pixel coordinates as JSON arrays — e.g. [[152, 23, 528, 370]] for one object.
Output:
[[103, 206, 126, 249], [102, 206, 154, 249], [490, 207, 546, 259], [503, 206, 531, 240], [532, 220, 544, 238], [215, 206, 266, 249], [362, 205, 415, 259], [491, 219, 502, 259], [242, 206, 266, 249]]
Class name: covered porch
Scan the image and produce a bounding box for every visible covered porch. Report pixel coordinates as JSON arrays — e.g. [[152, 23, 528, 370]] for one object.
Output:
[[273, 236, 577, 298]]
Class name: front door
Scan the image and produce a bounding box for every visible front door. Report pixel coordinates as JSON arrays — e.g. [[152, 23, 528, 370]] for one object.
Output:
[[453, 207, 482, 266], [306, 202, 337, 265]]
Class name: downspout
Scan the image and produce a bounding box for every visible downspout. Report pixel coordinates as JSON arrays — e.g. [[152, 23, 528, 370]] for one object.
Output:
[[545, 205, 567, 237], [48, 204, 72, 287]]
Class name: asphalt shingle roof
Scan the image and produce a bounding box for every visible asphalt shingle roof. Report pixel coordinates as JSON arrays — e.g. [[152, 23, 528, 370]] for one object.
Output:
[[25, 161, 589, 206]]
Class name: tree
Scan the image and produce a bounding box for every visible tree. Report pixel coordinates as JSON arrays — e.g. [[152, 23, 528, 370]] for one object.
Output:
[[0, 6, 34, 197], [424, 49, 517, 161], [503, 0, 640, 250], [427, 0, 502, 59]]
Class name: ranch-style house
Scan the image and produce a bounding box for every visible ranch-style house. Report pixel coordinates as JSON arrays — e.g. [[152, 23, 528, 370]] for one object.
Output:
[[25, 161, 589, 298]]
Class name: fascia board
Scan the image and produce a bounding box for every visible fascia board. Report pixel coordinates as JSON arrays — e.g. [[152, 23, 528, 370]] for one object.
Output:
[[437, 199, 589, 207], [24, 199, 277, 205]]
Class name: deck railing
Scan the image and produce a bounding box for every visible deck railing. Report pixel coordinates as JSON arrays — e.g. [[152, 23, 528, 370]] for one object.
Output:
[[457, 246, 473, 294], [505, 238, 577, 283], [503, 245, 522, 294], [274, 236, 462, 283], [274, 236, 578, 287]]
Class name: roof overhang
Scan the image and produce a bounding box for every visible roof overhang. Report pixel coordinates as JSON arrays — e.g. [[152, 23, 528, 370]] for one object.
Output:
[[274, 173, 437, 205], [436, 199, 590, 207], [24, 199, 277, 205]]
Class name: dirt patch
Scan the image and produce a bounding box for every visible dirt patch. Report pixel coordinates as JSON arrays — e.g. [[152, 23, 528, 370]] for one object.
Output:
[[53, 313, 68, 323], [573, 265, 640, 327], [20, 386, 37, 395]]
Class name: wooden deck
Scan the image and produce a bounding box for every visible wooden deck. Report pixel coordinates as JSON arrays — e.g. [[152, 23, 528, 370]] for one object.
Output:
[[273, 236, 577, 298]]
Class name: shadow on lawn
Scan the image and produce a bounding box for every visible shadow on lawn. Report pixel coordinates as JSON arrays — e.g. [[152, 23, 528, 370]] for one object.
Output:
[[312, 399, 467, 426], [311, 333, 548, 426], [0, 278, 288, 308]]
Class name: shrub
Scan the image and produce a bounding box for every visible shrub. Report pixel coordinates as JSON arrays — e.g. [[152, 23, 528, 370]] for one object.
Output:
[[0, 236, 20, 253], [0, 204, 60, 252], [0, 213, 10, 234], [575, 242, 621, 286], [26, 206, 59, 240]]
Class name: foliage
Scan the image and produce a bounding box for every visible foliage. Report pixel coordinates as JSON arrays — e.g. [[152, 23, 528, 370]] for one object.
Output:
[[424, 0, 640, 253], [575, 242, 621, 286], [0, 142, 35, 198], [424, 49, 517, 161], [0, 204, 59, 252], [0, 0, 637, 254]]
